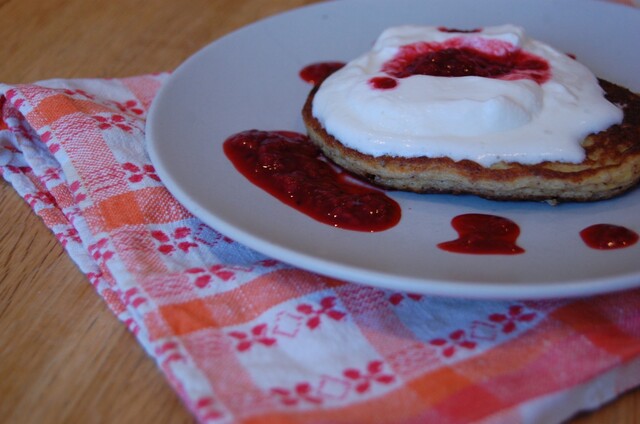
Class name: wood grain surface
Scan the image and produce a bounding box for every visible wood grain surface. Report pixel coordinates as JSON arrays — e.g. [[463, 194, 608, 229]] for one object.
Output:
[[0, 0, 638, 423]]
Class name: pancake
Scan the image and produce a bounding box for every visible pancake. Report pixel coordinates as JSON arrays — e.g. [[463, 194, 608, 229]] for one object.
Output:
[[302, 79, 640, 203]]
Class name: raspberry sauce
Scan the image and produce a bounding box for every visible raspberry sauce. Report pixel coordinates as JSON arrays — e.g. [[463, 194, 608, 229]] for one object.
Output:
[[299, 62, 345, 85], [368, 76, 398, 90], [379, 38, 550, 85], [437, 213, 525, 255], [223, 130, 401, 232], [579, 224, 639, 250]]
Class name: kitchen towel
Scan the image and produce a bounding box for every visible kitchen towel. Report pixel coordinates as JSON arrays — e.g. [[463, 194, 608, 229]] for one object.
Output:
[[2, 73, 640, 424]]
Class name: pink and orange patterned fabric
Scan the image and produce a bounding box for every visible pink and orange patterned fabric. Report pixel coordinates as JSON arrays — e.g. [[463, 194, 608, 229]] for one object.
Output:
[[2, 64, 640, 424]]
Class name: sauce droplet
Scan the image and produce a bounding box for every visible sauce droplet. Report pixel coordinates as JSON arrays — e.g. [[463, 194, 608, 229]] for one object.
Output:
[[438, 213, 525, 254], [368, 76, 398, 89], [223, 130, 401, 232], [299, 61, 345, 85], [579, 224, 638, 250]]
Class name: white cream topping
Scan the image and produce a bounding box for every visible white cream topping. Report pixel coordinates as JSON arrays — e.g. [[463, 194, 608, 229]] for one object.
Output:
[[311, 25, 623, 166]]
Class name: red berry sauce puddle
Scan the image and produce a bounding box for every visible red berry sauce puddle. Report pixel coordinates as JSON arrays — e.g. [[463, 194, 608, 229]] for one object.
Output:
[[299, 61, 345, 85], [373, 28, 551, 90], [580, 224, 639, 250], [438, 214, 525, 255], [223, 27, 638, 254], [223, 130, 401, 232]]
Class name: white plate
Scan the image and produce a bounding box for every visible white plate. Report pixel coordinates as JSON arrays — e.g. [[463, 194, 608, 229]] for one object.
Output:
[[146, 0, 640, 299]]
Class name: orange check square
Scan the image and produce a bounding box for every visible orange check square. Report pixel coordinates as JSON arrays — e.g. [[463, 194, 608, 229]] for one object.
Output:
[[99, 191, 145, 230], [161, 299, 217, 335]]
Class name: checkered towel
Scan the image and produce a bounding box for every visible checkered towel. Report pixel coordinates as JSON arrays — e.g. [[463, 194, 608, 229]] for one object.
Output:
[[2, 69, 640, 423]]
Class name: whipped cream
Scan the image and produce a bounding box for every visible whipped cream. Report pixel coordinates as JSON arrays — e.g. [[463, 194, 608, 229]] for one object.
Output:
[[311, 25, 623, 166]]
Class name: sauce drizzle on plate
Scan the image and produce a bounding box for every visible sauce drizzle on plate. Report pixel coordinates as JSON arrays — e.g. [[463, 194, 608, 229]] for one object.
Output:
[[223, 130, 401, 232]]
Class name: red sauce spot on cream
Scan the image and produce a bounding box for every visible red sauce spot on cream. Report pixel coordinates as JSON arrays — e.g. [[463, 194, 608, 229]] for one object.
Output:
[[368, 76, 398, 89], [299, 61, 345, 85], [580, 224, 639, 250], [381, 38, 550, 84], [223, 130, 401, 232], [438, 213, 525, 254]]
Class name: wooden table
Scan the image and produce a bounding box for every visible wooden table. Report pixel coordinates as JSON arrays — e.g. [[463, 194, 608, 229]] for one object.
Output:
[[0, 0, 638, 422]]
